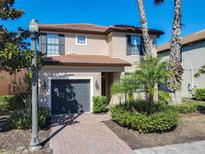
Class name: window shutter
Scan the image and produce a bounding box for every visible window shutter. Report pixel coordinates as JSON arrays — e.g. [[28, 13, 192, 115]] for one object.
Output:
[[126, 35, 131, 55], [140, 36, 144, 56], [59, 35, 65, 55], [39, 33, 47, 54]]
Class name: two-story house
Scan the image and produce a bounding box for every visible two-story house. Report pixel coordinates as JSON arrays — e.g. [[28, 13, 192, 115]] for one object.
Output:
[[38, 24, 163, 115]]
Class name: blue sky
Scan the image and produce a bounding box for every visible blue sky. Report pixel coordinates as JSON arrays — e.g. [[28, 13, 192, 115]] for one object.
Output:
[[5, 0, 205, 45]]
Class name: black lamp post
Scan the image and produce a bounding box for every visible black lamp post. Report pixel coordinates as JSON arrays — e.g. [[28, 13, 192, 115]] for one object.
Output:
[[29, 19, 42, 151]]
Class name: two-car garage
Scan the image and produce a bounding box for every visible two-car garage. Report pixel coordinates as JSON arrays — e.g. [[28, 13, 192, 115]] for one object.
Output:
[[51, 79, 91, 115]]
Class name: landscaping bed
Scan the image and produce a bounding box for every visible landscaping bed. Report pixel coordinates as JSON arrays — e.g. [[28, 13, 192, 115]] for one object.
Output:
[[0, 113, 52, 154], [104, 112, 205, 149]]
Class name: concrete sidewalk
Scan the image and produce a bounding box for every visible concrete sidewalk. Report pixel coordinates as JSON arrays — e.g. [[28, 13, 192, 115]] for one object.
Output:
[[134, 140, 205, 154]]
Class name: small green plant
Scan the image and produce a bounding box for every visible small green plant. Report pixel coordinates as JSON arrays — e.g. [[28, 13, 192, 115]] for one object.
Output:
[[92, 96, 107, 113], [193, 88, 205, 101], [0, 95, 15, 112], [110, 74, 139, 103], [38, 107, 50, 129]]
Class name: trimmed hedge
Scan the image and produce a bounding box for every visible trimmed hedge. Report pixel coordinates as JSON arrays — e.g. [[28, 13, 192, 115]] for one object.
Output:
[[193, 89, 205, 101], [0, 95, 15, 112], [110, 105, 179, 133], [92, 96, 107, 113], [11, 107, 50, 130]]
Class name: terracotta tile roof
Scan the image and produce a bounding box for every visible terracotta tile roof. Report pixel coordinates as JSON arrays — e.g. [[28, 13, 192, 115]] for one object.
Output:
[[39, 24, 107, 34], [43, 54, 131, 67], [158, 29, 205, 53], [39, 24, 164, 36]]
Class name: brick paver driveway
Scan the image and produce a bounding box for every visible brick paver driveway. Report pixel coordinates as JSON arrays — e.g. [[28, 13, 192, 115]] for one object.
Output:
[[50, 113, 133, 154]]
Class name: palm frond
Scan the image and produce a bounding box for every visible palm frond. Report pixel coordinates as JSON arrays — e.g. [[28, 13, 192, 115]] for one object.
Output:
[[154, 0, 164, 5], [195, 65, 205, 78]]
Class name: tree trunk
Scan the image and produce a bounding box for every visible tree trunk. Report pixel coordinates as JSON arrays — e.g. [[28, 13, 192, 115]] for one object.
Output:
[[136, 0, 159, 103], [136, 0, 157, 56], [128, 91, 134, 103], [148, 94, 154, 114], [169, 0, 183, 104]]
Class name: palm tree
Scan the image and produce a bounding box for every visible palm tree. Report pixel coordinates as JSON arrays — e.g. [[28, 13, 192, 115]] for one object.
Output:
[[110, 74, 138, 103], [136, 0, 157, 56], [155, 0, 183, 104], [134, 56, 171, 114]]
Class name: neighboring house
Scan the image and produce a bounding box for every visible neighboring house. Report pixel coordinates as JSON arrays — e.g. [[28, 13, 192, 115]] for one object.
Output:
[[38, 24, 163, 115], [158, 29, 205, 98]]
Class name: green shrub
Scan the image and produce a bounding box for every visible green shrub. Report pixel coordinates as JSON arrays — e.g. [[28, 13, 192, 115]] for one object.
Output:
[[92, 96, 107, 113], [193, 89, 205, 101], [14, 92, 31, 111], [171, 103, 198, 114], [197, 103, 205, 114], [110, 105, 179, 133], [11, 110, 31, 129], [0, 95, 15, 112], [132, 100, 149, 113], [130, 100, 169, 114], [38, 107, 50, 129], [11, 107, 50, 129]]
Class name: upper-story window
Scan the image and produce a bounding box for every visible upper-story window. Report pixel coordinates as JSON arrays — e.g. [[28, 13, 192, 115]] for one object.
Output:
[[76, 35, 87, 45], [127, 35, 143, 55], [47, 34, 60, 55]]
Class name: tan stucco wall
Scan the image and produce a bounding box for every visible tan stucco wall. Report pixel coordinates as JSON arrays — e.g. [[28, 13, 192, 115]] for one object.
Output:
[[108, 32, 158, 73], [158, 40, 205, 98], [65, 33, 108, 55], [38, 66, 102, 108], [40, 30, 108, 55]]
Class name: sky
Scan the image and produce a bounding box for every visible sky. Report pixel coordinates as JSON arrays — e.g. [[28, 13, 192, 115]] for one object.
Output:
[[4, 0, 205, 45]]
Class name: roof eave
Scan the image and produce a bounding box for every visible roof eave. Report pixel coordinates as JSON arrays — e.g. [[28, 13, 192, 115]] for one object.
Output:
[[157, 37, 205, 53], [39, 27, 105, 35], [43, 62, 131, 67], [105, 27, 164, 36]]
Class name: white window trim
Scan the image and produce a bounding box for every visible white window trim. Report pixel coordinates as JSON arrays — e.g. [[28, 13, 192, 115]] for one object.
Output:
[[75, 35, 87, 45]]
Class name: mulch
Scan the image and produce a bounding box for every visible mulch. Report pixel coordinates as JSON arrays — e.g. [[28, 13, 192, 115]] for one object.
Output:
[[0, 113, 52, 154], [104, 112, 205, 149]]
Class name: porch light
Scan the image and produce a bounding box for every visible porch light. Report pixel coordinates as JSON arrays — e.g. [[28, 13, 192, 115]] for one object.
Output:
[[29, 19, 39, 32], [43, 80, 47, 89]]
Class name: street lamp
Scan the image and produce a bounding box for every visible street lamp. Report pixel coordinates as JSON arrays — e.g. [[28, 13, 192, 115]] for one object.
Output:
[[29, 19, 42, 151]]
